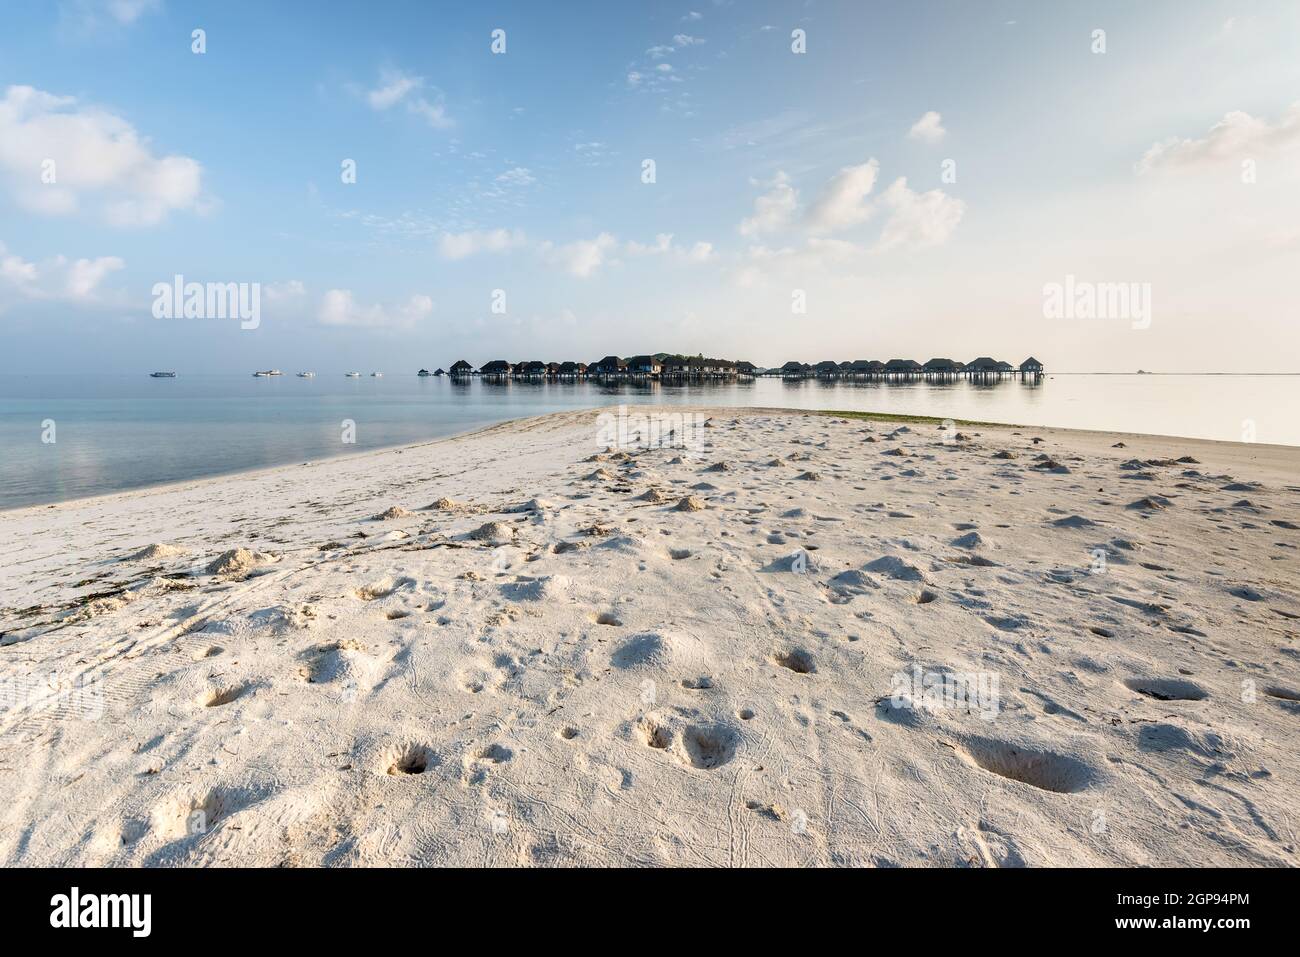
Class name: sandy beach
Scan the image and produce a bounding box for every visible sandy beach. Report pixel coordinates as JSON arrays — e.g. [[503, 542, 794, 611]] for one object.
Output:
[[1, 406, 1297, 867]]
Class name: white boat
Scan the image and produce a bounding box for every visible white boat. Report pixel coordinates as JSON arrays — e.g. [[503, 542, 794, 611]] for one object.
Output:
[[253, 369, 282, 377], [370, 372, 383, 377], [344, 371, 361, 377], [296, 371, 315, 378], [149, 371, 176, 378]]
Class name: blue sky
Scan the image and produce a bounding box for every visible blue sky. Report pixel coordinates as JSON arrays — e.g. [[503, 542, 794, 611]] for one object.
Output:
[[2, 0, 1298, 372]]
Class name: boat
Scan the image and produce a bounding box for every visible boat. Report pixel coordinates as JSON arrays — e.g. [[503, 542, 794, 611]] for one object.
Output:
[[344, 371, 361, 377], [296, 371, 315, 378], [252, 369, 282, 377], [417, 368, 432, 377], [370, 372, 383, 377], [149, 371, 176, 378]]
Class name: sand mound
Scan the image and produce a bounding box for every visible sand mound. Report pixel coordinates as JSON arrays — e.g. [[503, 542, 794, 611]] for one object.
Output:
[[611, 631, 707, 672], [638, 488, 672, 504], [500, 575, 572, 602], [425, 497, 461, 511], [469, 521, 516, 543], [675, 496, 706, 511], [206, 548, 279, 577], [124, 543, 188, 561], [372, 505, 413, 521], [863, 555, 928, 582]]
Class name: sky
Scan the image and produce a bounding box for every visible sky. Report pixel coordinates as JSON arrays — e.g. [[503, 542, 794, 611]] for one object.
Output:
[[1, 0, 1298, 373]]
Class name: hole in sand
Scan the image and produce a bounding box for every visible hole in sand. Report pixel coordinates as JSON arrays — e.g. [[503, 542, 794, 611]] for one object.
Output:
[[560, 726, 580, 740], [1264, 686, 1300, 702], [915, 589, 938, 604], [202, 683, 249, 708], [386, 610, 411, 620], [640, 719, 672, 750], [669, 548, 693, 560], [955, 738, 1096, 793], [386, 743, 437, 776], [773, 648, 816, 674], [681, 676, 714, 690], [738, 708, 755, 720], [681, 723, 739, 770], [1123, 677, 1208, 701], [1089, 626, 1115, 638], [595, 612, 623, 626]]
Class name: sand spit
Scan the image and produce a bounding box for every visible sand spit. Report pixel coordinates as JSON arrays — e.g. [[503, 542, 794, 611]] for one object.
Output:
[[1, 406, 1298, 867]]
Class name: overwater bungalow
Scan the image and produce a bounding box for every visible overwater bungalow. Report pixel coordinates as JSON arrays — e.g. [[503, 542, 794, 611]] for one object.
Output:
[[814, 360, 840, 377], [518, 360, 547, 378], [884, 358, 924, 378], [964, 357, 1004, 380], [590, 356, 628, 377], [1019, 356, 1044, 378], [480, 359, 512, 377], [923, 357, 960, 377], [627, 355, 663, 377], [449, 359, 474, 378], [546, 362, 561, 377], [557, 361, 587, 378], [735, 360, 757, 377], [779, 361, 804, 377]]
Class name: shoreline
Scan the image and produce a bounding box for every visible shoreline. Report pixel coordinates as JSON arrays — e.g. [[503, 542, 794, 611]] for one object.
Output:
[[7, 404, 1300, 517], [1, 405, 1297, 866]]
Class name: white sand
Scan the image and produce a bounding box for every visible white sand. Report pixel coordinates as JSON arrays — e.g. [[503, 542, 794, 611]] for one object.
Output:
[[1, 407, 1298, 867]]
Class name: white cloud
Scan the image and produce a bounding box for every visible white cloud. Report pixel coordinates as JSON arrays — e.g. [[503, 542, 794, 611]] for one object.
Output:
[[907, 110, 946, 143], [367, 71, 421, 110], [0, 240, 124, 303], [539, 233, 618, 278], [318, 290, 433, 328], [673, 34, 705, 47], [739, 172, 798, 236], [683, 11, 702, 21], [264, 280, 306, 302], [437, 228, 527, 260], [0, 85, 205, 226], [625, 233, 715, 263], [874, 177, 965, 251], [60, 0, 160, 31], [1137, 102, 1300, 174], [626, 71, 644, 87], [804, 159, 879, 233], [496, 166, 535, 187], [364, 69, 453, 129]]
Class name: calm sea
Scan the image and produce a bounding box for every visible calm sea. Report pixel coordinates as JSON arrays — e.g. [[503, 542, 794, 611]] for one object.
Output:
[[1, 373, 1295, 511]]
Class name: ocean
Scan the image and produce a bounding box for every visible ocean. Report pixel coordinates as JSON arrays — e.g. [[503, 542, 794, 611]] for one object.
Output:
[[1, 373, 1296, 511]]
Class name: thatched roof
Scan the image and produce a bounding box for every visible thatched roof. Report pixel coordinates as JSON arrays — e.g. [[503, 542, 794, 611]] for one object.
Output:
[[781, 361, 805, 373], [592, 355, 627, 372], [627, 355, 661, 367], [449, 359, 474, 373], [884, 358, 923, 371], [965, 357, 999, 371], [815, 360, 839, 372], [850, 359, 874, 371], [480, 359, 511, 374], [923, 357, 959, 371], [735, 360, 757, 373]]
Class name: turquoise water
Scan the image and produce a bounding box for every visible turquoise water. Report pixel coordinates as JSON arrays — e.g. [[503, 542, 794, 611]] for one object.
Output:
[[1, 373, 1295, 510]]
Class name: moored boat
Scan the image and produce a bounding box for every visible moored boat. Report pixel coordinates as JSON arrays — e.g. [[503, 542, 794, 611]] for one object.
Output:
[[296, 371, 315, 377], [149, 371, 176, 378], [344, 371, 361, 377], [252, 369, 282, 377]]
